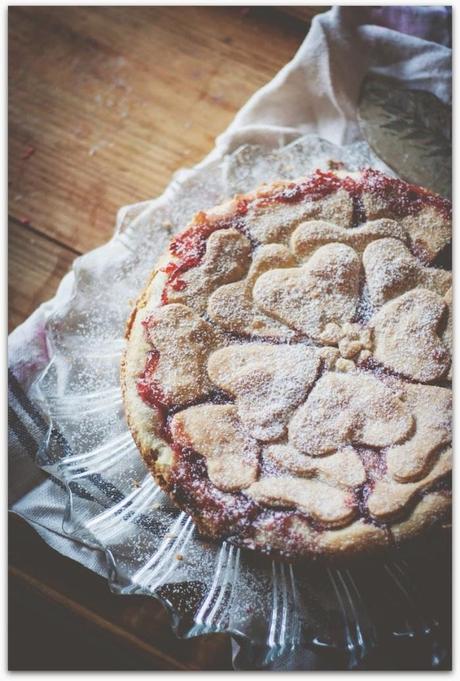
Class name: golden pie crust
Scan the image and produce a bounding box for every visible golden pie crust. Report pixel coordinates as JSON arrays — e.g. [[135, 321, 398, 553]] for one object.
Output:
[[121, 169, 452, 559]]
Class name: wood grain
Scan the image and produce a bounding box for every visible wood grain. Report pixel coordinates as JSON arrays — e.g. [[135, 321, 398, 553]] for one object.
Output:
[[8, 219, 77, 333], [8, 6, 328, 671], [9, 6, 314, 255]]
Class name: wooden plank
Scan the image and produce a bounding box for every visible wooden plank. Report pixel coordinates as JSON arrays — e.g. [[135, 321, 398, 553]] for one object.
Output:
[[279, 6, 330, 23], [8, 8, 326, 669], [8, 219, 77, 333], [9, 515, 232, 670], [9, 6, 311, 254]]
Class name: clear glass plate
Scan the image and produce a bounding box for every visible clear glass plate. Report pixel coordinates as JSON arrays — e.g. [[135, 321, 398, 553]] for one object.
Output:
[[31, 134, 450, 670]]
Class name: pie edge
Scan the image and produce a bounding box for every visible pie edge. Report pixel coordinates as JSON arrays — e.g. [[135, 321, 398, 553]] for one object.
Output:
[[120, 172, 452, 560]]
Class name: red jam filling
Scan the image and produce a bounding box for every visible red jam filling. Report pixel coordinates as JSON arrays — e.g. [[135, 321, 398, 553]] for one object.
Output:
[[160, 170, 451, 304], [167, 446, 261, 539], [135, 171, 451, 542], [161, 201, 250, 303], [259, 169, 451, 221], [136, 348, 165, 408], [136, 335, 449, 538]]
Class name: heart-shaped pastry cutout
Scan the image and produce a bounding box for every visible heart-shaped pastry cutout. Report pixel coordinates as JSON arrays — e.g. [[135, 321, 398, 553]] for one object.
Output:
[[291, 218, 408, 260], [252, 243, 361, 340], [170, 404, 259, 492], [263, 443, 366, 488], [371, 288, 449, 382], [245, 188, 354, 244], [207, 343, 320, 441], [165, 228, 251, 313], [360, 198, 451, 262], [363, 237, 451, 307], [207, 244, 296, 338], [368, 447, 452, 521], [289, 372, 413, 456], [141, 304, 217, 406], [245, 476, 356, 527], [400, 206, 452, 263], [386, 383, 451, 482]]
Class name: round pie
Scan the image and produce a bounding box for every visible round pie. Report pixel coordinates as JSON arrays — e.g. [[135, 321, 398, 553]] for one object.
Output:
[[121, 169, 452, 559]]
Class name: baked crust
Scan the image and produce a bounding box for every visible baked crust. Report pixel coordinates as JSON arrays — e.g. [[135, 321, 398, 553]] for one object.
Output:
[[121, 169, 451, 560]]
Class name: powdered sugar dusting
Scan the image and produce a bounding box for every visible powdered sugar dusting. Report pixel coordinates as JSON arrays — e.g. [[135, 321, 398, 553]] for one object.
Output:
[[133, 169, 452, 554]]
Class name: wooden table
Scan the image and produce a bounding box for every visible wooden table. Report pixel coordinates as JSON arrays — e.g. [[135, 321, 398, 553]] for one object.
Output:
[[8, 6, 328, 670]]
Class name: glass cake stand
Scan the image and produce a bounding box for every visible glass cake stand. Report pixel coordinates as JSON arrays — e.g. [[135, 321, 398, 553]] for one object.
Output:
[[31, 134, 451, 670]]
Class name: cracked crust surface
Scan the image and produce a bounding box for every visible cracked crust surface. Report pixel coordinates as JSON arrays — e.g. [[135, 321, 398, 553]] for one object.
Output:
[[121, 169, 451, 560]]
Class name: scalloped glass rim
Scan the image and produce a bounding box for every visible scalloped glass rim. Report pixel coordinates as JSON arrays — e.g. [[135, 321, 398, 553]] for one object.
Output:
[[30, 134, 447, 669]]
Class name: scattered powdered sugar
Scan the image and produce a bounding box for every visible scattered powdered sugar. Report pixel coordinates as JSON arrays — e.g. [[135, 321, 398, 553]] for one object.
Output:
[[207, 344, 320, 442], [138, 171, 451, 538], [35, 144, 452, 652], [371, 288, 450, 383]]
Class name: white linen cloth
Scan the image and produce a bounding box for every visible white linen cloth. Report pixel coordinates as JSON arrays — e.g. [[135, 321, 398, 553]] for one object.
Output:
[[8, 3, 452, 596]]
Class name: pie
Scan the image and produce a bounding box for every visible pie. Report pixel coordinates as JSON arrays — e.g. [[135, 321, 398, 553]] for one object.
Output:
[[121, 169, 452, 559]]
